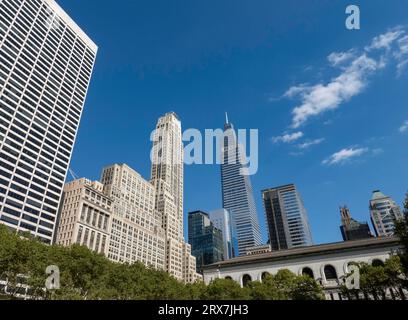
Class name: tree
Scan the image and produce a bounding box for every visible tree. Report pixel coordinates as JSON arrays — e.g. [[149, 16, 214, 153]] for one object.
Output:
[[204, 278, 250, 300], [395, 193, 408, 277], [0, 225, 324, 300]]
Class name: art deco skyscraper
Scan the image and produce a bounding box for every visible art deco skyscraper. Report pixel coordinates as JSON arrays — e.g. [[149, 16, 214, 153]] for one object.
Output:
[[150, 112, 199, 282], [262, 184, 313, 250], [0, 0, 97, 243], [221, 115, 261, 255], [370, 190, 403, 237]]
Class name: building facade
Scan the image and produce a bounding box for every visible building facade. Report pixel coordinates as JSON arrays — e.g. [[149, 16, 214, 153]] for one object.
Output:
[[0, 0, 97, 243], [202, 237, 402, 300], [370, 190, 403, 237], [100, 164, 166, 270], [188, 210, 224, 272], [150, 112, 199, 282], [221, 115, 261, 256], [55, 178, 111, 255], [262, 184, 313, 251], [339, 206, 373, 241], [209, 208, 235, 260]]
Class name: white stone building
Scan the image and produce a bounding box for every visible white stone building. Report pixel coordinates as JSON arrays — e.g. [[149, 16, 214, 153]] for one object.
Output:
[[150, 112, 200, 282], [203, 237, 402, 300], [100, 163, 166, 270], [55, 178, 111, 255]]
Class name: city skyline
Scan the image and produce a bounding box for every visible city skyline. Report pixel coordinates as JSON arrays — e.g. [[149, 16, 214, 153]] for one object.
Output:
[[30, 0, 408, 245]]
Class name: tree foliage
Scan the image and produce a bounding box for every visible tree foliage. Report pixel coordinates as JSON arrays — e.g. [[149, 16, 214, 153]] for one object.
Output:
[[0, 225, 324, 300]]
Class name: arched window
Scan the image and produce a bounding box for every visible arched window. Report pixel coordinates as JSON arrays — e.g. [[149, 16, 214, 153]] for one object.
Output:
[[372, 259, 384, 267], [225, 276, 232, 280], [242, 274, 252, 287], [302, 267, 314, 279], [324, 265, 337, 280], [261, 272, 270, 281]]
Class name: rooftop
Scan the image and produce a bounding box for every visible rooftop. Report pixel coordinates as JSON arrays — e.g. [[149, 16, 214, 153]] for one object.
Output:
[[371, 190, 387, 200], [203, 237, 400, 270]]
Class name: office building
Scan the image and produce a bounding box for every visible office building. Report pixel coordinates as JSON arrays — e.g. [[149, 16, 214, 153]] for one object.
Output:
[[209, 208, 235, 260], [339, 206, 373, 241], [100, 164, 166, 270], [370, 190, 403, 237], [221, 114, 261, 256], [188, 210, 224, 272], [0, 0, 97, 243], [262, 184, 313, 251], [150, 112, 199, 282], [55, 178, 111, 254]]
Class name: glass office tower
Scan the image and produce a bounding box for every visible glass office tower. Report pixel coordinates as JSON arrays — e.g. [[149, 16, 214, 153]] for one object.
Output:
[[221, 115, 261, 256], [262, 184, 313, 250], [0, 0, 97, 243], [188, 210, 224, 273]]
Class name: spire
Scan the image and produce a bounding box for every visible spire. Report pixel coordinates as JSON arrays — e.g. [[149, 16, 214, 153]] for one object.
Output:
[[225, 112, 229, 124]]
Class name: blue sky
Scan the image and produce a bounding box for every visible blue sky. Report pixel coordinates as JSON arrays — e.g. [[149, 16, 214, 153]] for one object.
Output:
[[59, 0, 408, 245]]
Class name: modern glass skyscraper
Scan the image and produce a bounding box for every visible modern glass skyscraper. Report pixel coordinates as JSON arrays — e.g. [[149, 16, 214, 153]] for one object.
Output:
[[221, 115, 261, 256], [188, 210, 224, 273], [0, 0, 97, 243], [262, 184, 313, 250], [209, 208, 235, 260], [370, 190, 403, 237]]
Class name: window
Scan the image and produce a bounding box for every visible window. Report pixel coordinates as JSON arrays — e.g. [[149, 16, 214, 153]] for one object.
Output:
[[372, 259, 385, 267], [242, 274, 252, 287], [302, 267, 314, 279], [324, 265, 337, 280]]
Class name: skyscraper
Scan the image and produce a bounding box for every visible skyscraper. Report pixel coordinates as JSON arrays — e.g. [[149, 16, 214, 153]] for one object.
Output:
[[150, 112, 199, 282], [262, 184, 313, 250], [221, 114, 261, 256], [55, 178, 112, 255], [370, 190, 403, 237], [209, 208, 235, 260], [100, 164, 166, 270], [188, 210, 224, 273], [0, 0, 97, 243], [339, 206, 373, 241]]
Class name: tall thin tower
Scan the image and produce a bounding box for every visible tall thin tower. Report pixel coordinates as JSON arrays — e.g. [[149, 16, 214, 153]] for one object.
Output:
[[221, 114, 261, 255], [150, 112, 198, 282], [0, 0, 97, 243]]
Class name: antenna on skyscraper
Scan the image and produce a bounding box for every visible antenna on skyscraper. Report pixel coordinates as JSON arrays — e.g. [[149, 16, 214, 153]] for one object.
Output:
[[68, 168, 78, 180], [225, 112, 229, 124]]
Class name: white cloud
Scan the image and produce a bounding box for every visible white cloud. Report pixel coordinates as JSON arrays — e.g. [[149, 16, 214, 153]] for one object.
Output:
[[395, 35, 408, 76], [281, 27, 408, 129], [322, 147, 368, 165], [328, 50, 355, 66], [366, 29, 404, 51], [288, 54, 380, 128], [297, 138, 325, 150], [400, 120, 408, 133], [272, 131, 304, 143]]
